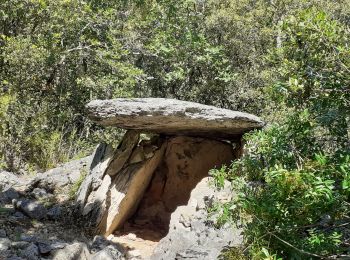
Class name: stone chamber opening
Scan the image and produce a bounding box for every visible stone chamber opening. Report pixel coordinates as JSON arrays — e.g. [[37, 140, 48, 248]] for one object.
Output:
[[109, 136, 237, 257]]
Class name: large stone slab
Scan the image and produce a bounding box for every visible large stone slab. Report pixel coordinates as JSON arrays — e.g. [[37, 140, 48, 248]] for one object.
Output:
[[86, 98, 264, 139], [96, 142, 167, 236]]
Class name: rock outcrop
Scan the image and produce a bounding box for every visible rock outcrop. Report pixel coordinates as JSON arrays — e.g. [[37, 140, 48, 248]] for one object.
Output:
[[75, 98, 263, 259], [86, 98, 264, 139], [26, 156, 92, 196], [151, 177, 242, 260]]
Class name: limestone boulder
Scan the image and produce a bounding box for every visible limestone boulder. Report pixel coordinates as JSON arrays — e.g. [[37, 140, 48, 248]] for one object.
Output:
[[26, 156, 92, 194], [52, 242, 90, 260], [86, 98, 264, 139], [14, 199, 47, 220], [0, 171, 28, 191], [76, 143, 115, 215]]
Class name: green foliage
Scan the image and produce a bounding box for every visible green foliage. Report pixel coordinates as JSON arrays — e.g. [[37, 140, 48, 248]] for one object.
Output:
[[212, 8, 350, 259], [69, 166, 87, 200], [2, 0, 348, 171], [268, 8, 350, 147], [219, 247, 247, 260], [0, 0, 142, 170]]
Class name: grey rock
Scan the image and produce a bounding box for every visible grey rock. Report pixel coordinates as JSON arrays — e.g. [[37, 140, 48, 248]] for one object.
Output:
[[20, 234, 37, 243], [6, 256, 26, 260], [20, 243, 39, 260], [75, 144, 114, 214], [150, 177, 243, 260], [86, 98, 264, 139], [0, 238, 11, 252], [47, 205, 61, 220], [0, 187, 20, 204], [0, 228, 7, 238], [52, 242, 90, 260], [10, 211, 27, 221], [90, 235, 109, 252], [126, 250, 141, 259], [50, 242, 67, 250], [0, 171, 25, 190], [176, 248, 212, 259], [105, 130, 140, 176], [37, 242, 51, 255], [91, 245, 124, 260], [14, 199, 47, 220], [90, 236, 125, 255], [11, 241, 30, 249], [26, 156, 92, 193], [31, 188, 50, 200]]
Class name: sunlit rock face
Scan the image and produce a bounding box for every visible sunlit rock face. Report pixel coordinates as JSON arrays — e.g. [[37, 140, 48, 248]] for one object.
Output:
[[86, 98, 264, 140]]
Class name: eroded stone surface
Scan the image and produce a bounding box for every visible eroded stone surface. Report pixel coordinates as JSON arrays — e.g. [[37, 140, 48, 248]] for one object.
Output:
[[14, 199, 47, 220], [0, 171, 28, 191], [97, 143, 167, 236], [76, 143, 114, 214], [86, 98, 264, 139], [150, 177, 242, 260], [52, 242, 90, 260], [26, 156, 92, 196], [105, 130, 140, 176]]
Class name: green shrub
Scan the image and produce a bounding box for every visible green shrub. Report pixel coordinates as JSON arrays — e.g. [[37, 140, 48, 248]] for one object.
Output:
[[69, 167, 88, 200], [212, 9, 350, 259]]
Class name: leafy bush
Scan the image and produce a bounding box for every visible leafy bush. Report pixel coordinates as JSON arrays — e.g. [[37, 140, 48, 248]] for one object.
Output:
[[0, 0, 141, 170], [212, 9, 350, 259]]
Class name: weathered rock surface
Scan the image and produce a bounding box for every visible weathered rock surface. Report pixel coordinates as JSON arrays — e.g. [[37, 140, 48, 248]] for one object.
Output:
[[76, 143, 114, 216], [14, 199, 47, 220], [86, 98, 264, 139], [0, 229, 6, 238], [150, 177, 242, 260], [97, 142, 167, 236], [0, 171, 27, 190], [89, 235, 125, 259], [105, 130, 140, 177], [26, 156, 92, 194], [37, 241, 52, 255], [0, 237, 11, 253], [47, 205, 62, 220], [0, 187, 20, 204], [52, 242, 91, 260], [91, 245, 124, 260], [20, 243, 39, 260]]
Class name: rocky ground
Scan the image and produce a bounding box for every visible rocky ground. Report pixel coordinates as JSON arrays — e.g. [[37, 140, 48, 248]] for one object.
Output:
[[0, 155, 242, 260], [0, 157, 125, 260]]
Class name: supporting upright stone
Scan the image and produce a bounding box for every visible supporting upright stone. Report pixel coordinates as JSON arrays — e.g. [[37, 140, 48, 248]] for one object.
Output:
[[76, 143, 114, 214], [105, 130, 140, 176], [76, 130, 140, 225], [97, 142, 167, 236]]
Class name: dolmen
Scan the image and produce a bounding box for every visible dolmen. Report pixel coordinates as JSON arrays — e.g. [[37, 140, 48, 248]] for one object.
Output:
[[75, 98, 264, 237]]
